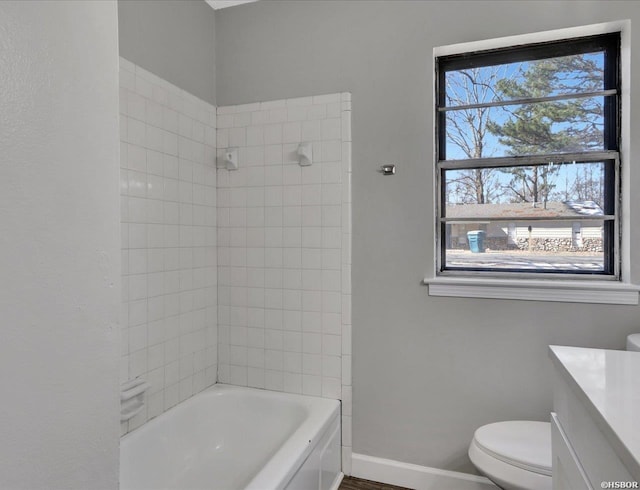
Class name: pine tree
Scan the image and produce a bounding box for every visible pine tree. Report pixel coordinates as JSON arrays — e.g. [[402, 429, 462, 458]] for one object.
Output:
[[488, 54, 604, 203]]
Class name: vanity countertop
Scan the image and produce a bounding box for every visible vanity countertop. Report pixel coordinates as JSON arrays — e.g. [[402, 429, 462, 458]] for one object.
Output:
[[549, 345, 640, 482]]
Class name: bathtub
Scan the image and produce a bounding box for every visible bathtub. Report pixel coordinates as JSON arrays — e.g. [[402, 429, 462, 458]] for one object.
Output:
[[120, 384, 342, 490]]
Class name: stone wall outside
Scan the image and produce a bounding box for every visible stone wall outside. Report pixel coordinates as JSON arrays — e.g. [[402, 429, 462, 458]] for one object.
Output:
[[449, 236, 603, 252]]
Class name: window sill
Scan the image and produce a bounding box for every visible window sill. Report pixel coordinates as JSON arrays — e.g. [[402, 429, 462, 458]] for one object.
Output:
[[424, 277, 640, 305]]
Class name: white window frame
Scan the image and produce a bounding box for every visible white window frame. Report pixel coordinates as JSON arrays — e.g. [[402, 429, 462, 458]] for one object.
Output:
[[425, 21, 639, 305]]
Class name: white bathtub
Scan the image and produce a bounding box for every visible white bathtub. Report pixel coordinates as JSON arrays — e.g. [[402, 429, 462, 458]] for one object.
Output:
[[120, 384, 342, 490]]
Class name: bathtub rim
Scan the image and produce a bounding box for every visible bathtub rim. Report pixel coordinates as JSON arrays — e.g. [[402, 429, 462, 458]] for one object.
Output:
[[242, 385, 341, 490]]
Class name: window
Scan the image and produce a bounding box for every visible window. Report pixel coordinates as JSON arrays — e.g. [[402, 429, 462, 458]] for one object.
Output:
[[435, 33, 620, 278]]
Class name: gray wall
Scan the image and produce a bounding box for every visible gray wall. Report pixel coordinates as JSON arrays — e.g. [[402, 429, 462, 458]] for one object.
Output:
[[0, 1, 121, 487], [215, 1, 640, 473], [118, 0, 216, 104]]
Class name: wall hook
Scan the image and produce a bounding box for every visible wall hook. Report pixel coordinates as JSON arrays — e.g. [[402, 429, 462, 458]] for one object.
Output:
[[224, 148, 239, 170], [379, 164, 396, 175], [297, 142, 313, 166]]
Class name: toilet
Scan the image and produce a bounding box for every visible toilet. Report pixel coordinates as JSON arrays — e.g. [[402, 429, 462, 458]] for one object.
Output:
[[469, 420, 551, 490], [469, 334, 640, 490]]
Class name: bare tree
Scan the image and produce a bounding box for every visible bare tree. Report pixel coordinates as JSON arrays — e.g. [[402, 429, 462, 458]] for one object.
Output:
[[552, 163, 603, 207], [501, 164, 559, 205], [572, 163, 604, 207], [444, 67, 505, 204]]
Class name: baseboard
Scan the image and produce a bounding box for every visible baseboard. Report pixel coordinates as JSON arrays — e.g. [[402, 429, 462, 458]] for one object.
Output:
[[351, 453, 498, 490], [329, 472, 344, 490]]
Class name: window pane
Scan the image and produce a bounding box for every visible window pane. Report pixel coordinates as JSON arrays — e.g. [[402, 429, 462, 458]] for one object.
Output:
[[443, 219, 605, 272], [436, 33, 618, 277], [444, 52, 605, 108], [443, 162, 605, 210], [444, 97, 606, 159]]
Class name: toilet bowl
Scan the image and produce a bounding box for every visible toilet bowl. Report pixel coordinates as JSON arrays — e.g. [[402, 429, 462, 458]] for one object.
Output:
[[469, 421, 551, 490], [470, 334, 640, 489]]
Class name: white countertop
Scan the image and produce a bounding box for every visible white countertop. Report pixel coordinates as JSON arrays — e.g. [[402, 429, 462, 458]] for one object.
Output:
[[549, 345, 640, 481]]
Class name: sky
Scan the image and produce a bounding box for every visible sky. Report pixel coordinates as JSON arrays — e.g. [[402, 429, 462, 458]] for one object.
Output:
[[442, 51, 608, 205]]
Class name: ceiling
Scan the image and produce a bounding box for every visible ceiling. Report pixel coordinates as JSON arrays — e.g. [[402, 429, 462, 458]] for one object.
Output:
[[205, 0, 259, 9]]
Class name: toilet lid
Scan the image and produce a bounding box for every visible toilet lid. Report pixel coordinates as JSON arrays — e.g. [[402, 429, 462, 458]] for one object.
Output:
[[473, 421, 552, 476]]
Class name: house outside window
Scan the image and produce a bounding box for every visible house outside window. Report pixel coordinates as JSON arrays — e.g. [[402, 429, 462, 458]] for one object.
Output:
[[435, 32, 620, 278]]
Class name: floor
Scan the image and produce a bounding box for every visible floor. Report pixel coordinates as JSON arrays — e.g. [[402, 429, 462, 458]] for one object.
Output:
[[339, 476, 411, 490]]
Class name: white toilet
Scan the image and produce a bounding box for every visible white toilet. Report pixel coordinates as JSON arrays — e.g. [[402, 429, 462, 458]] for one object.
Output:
[[469, 334, 640, 490], [469, 420, 551, 490]]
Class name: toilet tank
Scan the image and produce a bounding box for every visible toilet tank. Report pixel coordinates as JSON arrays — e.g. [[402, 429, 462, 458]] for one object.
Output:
[[626, 334, 640, 352]]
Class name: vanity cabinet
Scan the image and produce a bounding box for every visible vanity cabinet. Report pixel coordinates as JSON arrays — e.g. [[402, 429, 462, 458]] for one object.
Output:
[[550, 412, 591, 489], [550, 346, 640, 489]]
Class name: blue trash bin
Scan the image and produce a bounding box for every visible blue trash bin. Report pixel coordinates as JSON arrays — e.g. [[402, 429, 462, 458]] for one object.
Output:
[[467, 230, 486, 253]]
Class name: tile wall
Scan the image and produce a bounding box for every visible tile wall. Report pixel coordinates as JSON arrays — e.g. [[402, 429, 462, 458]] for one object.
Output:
[[215, 94, 352, 471], [119, 58, 218, 434], [117, 60, 353, 470]]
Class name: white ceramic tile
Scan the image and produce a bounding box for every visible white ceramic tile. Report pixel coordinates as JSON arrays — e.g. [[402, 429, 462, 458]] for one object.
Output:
[[282, 122, 301, 143], [120, 59, 218, 435], [146, 100, 163, 127], [301, 227, 322, 248], [322, 376, 341, 399], [265, 369, 284, 391], [322, 313, 342, 336], [342, 355, 352, 386], [321, 119, 341, 140], [246, 126, 264, 146], [302, 374, 321, 396], [244, 146, 265, 166], [264, 124, 283, 145], [283, 249, 302, 269], [269, 108, 287, 123], [280, 143, 298, 165], [192, 121, 205, 143], [302, 311, 322, 332], [215, 93, 350, 402], [283, 310, 302, 331], [322, 355, 341, 379], [283, 372, 302, 394], [341, 415, 352, 446], [283, 186, 301, 206], [229, 127, 246, 147], [301, 184, 322, 205], [301, 120, 321, 141], [308, 104, 327, 120], [322, 184, 341, 206], [283, 351, 302, 376], [264, 145, 283, 165], [299, 160, 320, 183], [282, 228, 300, 248], [127, 144, 147, 173], [216, 128, 229, 149], [283, 165, 301, 186], [322, 162, 342, 184], [287, 106, 307, 122], [264, 166, 283, 187], [247, 367, 265, 389]]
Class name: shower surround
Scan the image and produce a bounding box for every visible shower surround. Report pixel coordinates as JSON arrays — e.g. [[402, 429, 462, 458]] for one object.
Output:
[[216, 94, 353, 470], [118, 57, 353, 471], [119, 58, 218, 434]]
